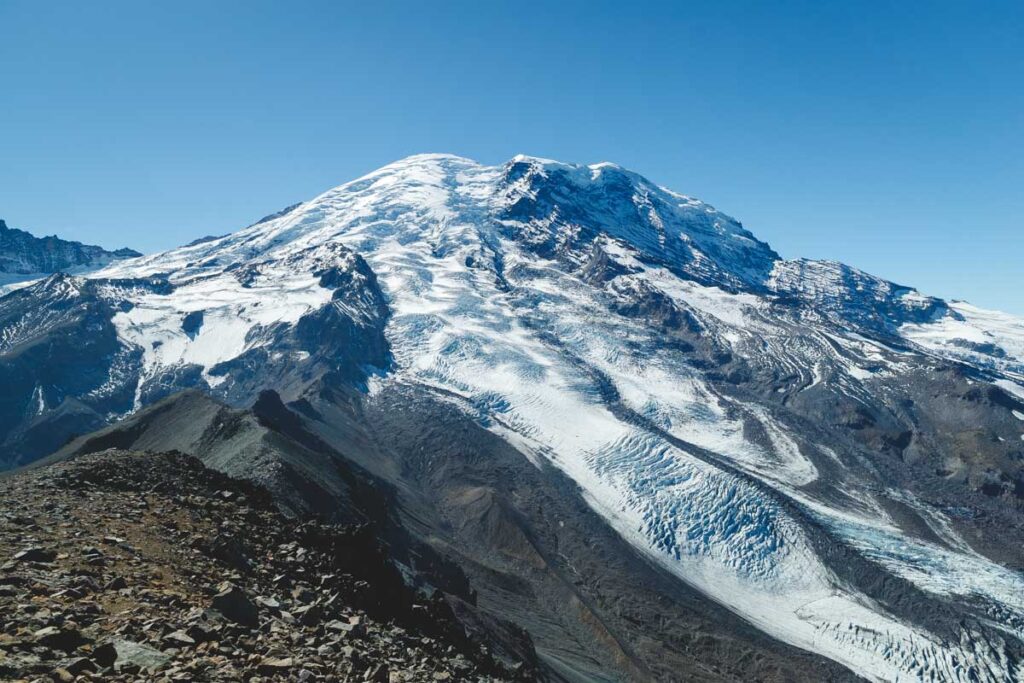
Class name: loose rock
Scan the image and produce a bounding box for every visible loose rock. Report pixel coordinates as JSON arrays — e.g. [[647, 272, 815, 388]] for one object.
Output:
[[0, 450, 534, 681]]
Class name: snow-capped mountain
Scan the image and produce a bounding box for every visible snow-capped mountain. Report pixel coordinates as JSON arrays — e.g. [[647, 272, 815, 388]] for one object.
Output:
[[0, 218, 140, 293], [2, 154, 1023, 681]]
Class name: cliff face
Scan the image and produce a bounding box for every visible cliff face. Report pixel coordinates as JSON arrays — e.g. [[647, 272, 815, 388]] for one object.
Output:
[[0, 219, 140, 275]]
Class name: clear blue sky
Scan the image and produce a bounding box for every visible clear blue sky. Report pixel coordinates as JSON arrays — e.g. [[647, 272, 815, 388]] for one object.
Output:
[[1, 1, 1021, 313]]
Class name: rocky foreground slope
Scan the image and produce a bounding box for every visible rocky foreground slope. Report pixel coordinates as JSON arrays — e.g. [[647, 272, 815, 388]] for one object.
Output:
[[0, 450, 535, 682]]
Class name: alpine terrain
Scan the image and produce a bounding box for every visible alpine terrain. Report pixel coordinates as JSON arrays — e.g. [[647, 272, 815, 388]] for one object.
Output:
[[0, 219, 140, 295], [2, 154, 1023, 681]]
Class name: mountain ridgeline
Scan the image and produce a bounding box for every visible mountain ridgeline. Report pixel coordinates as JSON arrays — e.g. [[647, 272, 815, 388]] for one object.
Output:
[[2, 154, 1024, 682], [0, 218, 139, 279]]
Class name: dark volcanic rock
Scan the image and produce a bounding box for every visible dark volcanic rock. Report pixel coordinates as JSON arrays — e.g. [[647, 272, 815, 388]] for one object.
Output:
[[12, 546, 56, 563], [210, 583, 259, 627]]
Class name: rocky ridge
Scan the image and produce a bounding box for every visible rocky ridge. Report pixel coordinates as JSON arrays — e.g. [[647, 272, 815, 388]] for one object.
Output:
[[0, 449, 535, 682], [0, 219, 139, 280]]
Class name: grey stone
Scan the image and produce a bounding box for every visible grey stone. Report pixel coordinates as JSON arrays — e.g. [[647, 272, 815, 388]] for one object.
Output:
[[112, 639, 172, 672]]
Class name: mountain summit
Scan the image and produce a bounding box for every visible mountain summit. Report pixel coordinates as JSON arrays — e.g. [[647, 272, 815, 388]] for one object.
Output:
[[2, 154, 1023, 681]]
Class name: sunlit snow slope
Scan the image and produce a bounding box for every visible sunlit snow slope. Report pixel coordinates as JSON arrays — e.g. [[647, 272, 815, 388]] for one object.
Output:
[[9, 154, 1024, 681]]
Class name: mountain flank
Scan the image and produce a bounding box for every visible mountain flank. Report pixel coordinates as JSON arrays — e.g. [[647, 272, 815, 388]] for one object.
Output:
[[44, 389, 862, 682]]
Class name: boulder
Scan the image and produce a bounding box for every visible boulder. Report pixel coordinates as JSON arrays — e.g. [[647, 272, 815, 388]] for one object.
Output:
[[13, 547, 56, 563], [111, 639, 172, 673], [210, 582, 259, 627]]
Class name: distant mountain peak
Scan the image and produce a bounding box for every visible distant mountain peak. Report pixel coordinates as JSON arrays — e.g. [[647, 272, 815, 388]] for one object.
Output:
[[0, 218, 140, 286]]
